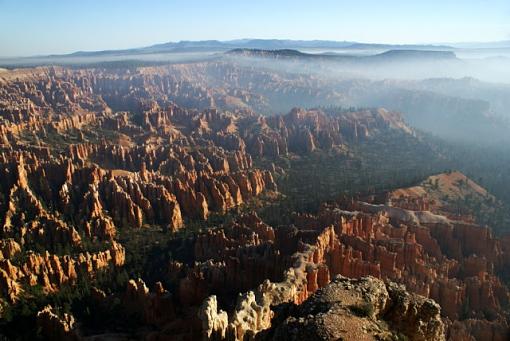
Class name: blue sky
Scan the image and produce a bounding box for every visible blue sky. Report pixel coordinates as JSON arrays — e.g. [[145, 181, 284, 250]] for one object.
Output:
[[1, 0, 509, 57]]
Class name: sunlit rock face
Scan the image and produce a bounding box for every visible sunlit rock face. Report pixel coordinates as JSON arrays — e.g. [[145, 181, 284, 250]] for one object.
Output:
[[193, 200, 509, 340], [0, 66, 507, 341]]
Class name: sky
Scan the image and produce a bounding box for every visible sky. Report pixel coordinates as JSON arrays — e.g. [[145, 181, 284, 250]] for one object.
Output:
[[0, 0, 509, 57]]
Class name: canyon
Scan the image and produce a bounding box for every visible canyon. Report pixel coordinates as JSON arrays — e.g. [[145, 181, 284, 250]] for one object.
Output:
[[0, 64, 508, 341]]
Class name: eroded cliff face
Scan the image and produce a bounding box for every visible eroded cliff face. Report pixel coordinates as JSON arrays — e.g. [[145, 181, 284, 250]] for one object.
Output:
[[0, 237, 124, 303], [0, 66, 506, 341], [191, 199, 509, 341], [0, 68, 293, 308], [100, 198, 506, 340], [0, 67, 388, 331]]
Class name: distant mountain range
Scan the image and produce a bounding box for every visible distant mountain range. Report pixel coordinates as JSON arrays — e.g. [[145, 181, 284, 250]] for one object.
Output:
[[50, 39, 456, 58], [1, 39, 508, 68], [42, 39, 510, 60]]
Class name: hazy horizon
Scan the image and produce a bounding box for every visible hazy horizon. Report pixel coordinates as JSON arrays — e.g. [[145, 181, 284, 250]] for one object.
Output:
[[2, 38, 510, 59], [1, 0, 509, 57]]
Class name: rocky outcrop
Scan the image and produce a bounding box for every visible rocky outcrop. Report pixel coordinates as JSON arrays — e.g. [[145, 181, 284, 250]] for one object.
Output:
[[123, 278, 176, 326], [199, 295, 229, 340], [0, 239, 21, 259], [0, 241, 124, 303], [270, 276, 445, 341], [36, 305, 80, 341]]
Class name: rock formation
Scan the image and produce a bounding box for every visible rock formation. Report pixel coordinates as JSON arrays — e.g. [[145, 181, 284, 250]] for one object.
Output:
[[0, 64, 505, 341], [36, 305, 80, 341], [269, 275, 445, 341]]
